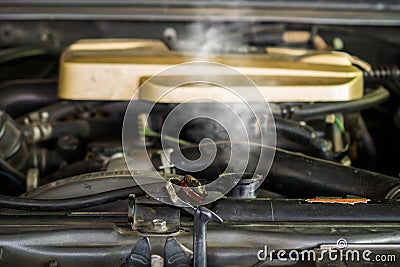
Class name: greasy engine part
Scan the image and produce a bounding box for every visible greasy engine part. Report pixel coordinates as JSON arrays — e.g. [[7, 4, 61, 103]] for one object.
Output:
[[58, 39, 364, 102], [0, 110, 28, 173], [169, 174, 208, 205], [223, 173, 264, 199]]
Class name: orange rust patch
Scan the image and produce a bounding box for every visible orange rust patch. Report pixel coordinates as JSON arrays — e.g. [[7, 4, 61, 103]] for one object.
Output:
[[305, 197, 370, 205]]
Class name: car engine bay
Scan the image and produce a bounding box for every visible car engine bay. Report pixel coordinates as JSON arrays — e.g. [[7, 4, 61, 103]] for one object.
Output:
[[0, 1, 399, 266]]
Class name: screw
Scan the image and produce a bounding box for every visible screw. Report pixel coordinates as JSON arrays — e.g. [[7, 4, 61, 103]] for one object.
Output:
[[40, 111, 49, 122], [152, 219, 167, 232], [48, 260, 58, 267]]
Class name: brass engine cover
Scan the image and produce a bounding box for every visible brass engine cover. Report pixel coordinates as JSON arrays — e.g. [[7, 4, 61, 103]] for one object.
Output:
[[59, 39, 363, 102]]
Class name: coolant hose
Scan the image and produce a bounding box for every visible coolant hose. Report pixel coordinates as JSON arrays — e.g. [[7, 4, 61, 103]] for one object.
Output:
[[0, 79, 58, 117], [265, 148, 400, 199], [172, 143, 400, 199]]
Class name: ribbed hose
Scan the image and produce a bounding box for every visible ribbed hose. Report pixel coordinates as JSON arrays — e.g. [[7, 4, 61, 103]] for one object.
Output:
[[364, 65, 400, 81], [0, 79, 58, 117], [274, 117, 335, 160]]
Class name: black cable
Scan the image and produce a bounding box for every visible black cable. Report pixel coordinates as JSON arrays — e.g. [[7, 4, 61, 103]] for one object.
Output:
[[0, 158, 25, 184], [291, 87, 389, 119], [0, 170, 25, 195], [0, 46, 58, 65], [0, 186, 144, 211]]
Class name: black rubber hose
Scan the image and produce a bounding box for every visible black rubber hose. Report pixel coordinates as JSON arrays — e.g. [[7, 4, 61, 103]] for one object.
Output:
[[50, 120, 90, 139], [56, 118, 122, 139], [0, 79, 58, 117], [274, 117, 335, 160], [23, 117, 122, 143], [173, 143, 400, 199], [291, 87, 389, 119], [0, 170, 25, 196], [23, 101, 102, 122], [264, 148, 400, 199], [0, 186, 143, 211], [0, 158, 25, 182], [0, 158, 25, 194]]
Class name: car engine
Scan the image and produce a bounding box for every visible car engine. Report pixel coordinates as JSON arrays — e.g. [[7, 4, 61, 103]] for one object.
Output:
[[0, 1, 399, 266]]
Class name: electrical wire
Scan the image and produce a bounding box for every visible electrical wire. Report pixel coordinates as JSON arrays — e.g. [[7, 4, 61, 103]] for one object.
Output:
[[0, 186, 144, 211], [0, 170, 24, 191], [144, 127, 195, 147], [0, 158, 25, 184], [291, 86, 389, 119], [335, 117, 345, 132]]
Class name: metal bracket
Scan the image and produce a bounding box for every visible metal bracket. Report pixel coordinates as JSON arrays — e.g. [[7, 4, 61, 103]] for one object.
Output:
[[128, 194, 180, 234]]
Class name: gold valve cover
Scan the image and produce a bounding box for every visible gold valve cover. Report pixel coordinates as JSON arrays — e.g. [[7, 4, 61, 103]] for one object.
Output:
[[59, 39, 363, 102]]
